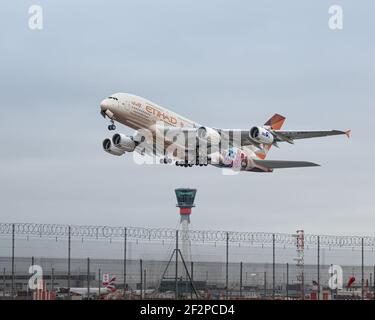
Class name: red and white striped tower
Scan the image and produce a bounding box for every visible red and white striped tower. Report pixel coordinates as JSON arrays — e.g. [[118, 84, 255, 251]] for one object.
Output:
[[175, 188, 197, 263]]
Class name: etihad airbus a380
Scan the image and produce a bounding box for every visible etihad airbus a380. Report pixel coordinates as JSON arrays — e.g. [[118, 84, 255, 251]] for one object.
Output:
[[100, 93, 350, 173]]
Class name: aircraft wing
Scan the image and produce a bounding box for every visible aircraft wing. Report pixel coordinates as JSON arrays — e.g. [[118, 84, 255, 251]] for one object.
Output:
[[218, 129, 350, 147], [273, 130, 351, 142], [253, 159, 320, 169], [132, 120, 350, 162], [157, 121, 350, 151]]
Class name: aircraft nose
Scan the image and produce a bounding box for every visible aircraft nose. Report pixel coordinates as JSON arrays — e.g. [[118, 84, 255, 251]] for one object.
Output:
[[100, 99, 110, 110]]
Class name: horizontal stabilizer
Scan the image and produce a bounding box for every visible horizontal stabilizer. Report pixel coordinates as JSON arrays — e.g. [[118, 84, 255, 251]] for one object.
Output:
[[253, 159, 320, 169]]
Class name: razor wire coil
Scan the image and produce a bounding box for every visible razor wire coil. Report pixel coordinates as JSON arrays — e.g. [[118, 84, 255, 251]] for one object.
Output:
[[0, 222, 374, 248]]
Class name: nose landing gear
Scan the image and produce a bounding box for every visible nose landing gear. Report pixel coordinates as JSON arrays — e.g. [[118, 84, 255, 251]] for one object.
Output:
[[108, 120, 116, 131]]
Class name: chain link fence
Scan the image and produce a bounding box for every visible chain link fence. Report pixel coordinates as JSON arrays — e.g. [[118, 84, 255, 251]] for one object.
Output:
[[0, 222, 374, 300]]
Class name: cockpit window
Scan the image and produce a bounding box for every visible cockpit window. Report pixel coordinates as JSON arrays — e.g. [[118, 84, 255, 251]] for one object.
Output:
[[108, 96, 118, 101]]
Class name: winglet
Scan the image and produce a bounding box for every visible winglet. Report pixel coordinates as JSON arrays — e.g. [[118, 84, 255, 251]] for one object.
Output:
[[345, 130, 351, 138]]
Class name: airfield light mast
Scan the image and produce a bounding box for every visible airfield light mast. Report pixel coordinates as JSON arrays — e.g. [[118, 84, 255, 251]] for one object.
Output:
[[175, 188, 197, 263]]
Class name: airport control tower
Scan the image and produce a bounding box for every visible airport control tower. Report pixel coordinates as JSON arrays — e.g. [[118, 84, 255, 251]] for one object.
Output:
[[175, 188, 197, 263]]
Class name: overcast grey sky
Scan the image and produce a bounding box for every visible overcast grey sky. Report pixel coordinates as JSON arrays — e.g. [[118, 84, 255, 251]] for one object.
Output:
[[0, 1, 374, 236]]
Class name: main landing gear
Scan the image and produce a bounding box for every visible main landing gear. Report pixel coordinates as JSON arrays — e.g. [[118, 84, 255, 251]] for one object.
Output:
[[175, 159, 209, 167], [160, 157, 172, 164]]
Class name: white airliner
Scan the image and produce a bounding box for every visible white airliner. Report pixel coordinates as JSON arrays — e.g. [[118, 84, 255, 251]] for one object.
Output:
[[61, 276, 116, 297], [100, 93, 350, 172]]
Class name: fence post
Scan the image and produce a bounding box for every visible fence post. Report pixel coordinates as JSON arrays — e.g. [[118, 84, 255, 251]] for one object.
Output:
[[87, 257, 90, 298], [264, 271, 267, 298], [190, 261, 194, 300], [286, 263, 289, 299], [330, 264, 333, 300], [362, 237, 364, 300], [51, 267, 55, 291], [272, 233, 275, 299], [175, 230, 179, 300], [317, 235, 320, 300], [140, 259, 143, 300], [11, 223, 15, 300], [98, 268, 101, 296], [67, 226, 71, 299], [144, 269, 147, 298], [123, 227, 127, 293], [3, 268, 5, 297], [370, 273, 373, 299], [240, 262, 243, 298], [226, 232, 229, 299]]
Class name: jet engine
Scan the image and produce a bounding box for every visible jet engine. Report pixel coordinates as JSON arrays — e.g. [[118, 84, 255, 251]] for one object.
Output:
[[102, 138, 124, 156], [249, 126, 274, 144], [112, 133, 136, 152], [197, 126, 221, 145]]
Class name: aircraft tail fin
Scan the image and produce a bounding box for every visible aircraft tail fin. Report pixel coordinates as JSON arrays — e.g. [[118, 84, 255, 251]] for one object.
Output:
[[255, 114, 286, 159], [103, 275, 117, 293]]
